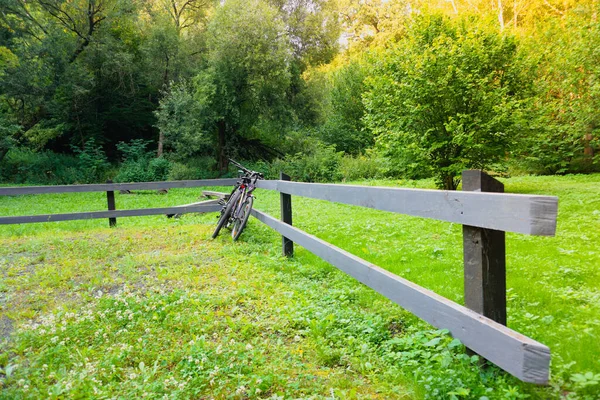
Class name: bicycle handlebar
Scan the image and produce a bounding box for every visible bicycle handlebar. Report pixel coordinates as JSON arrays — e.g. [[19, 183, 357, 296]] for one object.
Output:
[[229, 159, 263, 179]]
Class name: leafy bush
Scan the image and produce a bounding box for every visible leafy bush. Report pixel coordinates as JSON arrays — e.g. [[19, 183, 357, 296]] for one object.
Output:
[[168, 156, 219, 180], [339, 154, 382, 181], [318, 61, 372, 154], [115, 139, 173, 183], [154, 83, 211, 161], [71, 139, 110, 184], [364, 15, 532, 189], [0, 147, 111, 184], [276, 143, 344, 183]]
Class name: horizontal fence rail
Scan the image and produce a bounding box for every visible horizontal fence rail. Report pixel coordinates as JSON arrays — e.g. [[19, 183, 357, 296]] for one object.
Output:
[[0, 203, 221, 225], [250, 208, 551, 384], [256, 180, 558, 236], [0, 178, 239, 196]]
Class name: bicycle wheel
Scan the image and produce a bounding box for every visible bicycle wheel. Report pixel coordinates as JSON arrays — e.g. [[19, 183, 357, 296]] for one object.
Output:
[[231, 196, 253, 241], [212, 190, 241, 239]]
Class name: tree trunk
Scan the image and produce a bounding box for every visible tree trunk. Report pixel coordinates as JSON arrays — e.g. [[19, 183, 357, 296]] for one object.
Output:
[[442, 174, 459, 190], [157, 130, 164, 157], [583, 132, 594, 165]]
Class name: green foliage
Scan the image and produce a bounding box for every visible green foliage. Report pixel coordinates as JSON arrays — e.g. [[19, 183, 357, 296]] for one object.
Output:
[[319, 60, 372, 154], [272, 142, 344, 183], [0, 148, 81, 184], [115, 140, 172, 183], [338, 154, 382, 181], [364, 15, 531, 189], [167, 156, 219, 180], [515, 6, 600, 174], [70, 139, 110, 184], [154, 82, 210, 161], [191, 0, 292, 169]]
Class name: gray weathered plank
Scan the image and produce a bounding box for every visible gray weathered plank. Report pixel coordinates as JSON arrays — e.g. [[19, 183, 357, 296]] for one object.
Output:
[[202, 190, 231, 199], [250, 208, 550, 384], [256, 180, 558, 236], [0, 204, 221, 225], [0, 179, 238, 196], [166, 199, 220, 218]]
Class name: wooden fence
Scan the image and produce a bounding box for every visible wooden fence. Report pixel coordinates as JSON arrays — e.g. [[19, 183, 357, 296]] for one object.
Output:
[[0, 172, 559, 384], [0, 179, 237, 225], [253, 170, 558, 384]]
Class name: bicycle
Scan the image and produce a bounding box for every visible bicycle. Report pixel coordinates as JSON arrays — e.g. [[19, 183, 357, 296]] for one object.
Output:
[[211, 159, 263, 241]]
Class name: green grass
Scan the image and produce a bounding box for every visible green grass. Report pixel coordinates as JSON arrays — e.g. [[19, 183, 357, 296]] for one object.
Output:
[[0, 175, 599, 399]]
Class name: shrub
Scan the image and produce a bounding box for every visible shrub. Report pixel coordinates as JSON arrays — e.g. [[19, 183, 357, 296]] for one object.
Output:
[[339, 154, 381, 181], [168, 157, 220, 180], [114, 139, 173, 183], [363, 15, 532, 189], [0, 148, 87, 184], [276, 143, 344, 183], [71, 139, 110, 184]]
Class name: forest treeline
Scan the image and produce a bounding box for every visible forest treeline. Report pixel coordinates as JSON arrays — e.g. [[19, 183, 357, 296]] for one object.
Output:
[[0, 0, 598, 189]]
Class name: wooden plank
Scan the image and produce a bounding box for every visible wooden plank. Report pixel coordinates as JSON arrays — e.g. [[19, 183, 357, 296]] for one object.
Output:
[[463, 170, 506, 325], [280, 172, 293, 257], [106, 179, 117, 228], [0, 204, 221, 225], [256, 180, 558, 236], [202, 190, 231, 199], [0, 179, 238, 196], [250, 208, 550, 384], [166, 199, 220, 218]]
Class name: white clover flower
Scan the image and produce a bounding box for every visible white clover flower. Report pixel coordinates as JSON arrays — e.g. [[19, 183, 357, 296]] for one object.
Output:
[[246, 343, 253, 350], [235, 385, 246, 395]]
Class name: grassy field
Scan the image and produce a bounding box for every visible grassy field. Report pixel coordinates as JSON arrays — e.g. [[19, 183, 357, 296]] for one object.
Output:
[[0, 175, 599, 399]]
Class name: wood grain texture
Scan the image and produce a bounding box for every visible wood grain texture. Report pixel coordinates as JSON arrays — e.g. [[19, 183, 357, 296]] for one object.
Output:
[[0, 204, 221, 225], [250, 208, 550, 384], [462, 170, 506, 325], [0, 179, 238, 196], [256, 180, 558, 236]]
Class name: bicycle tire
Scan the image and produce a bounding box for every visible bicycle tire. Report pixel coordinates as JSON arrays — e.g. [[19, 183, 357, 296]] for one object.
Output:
[[231, 196, 253, 241], [212, 190, 241, 239]]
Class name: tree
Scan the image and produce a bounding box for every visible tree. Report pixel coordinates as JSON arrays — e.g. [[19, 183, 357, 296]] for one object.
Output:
[[191, 0, 292, 172], [517, 2, 600, 173], [315, 58, 371, 154], [364, 15, 531, 189], [338, 0, 411, 50]]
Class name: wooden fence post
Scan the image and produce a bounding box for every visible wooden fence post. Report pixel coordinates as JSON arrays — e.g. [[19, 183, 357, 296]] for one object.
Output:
[[462, 170, 506, 326], [280, 172, 293, 257], [106, 179, 117, 228]]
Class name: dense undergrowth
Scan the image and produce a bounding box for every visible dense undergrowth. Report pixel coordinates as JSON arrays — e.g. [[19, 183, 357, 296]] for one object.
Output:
[[0, 175, 599, 399]]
